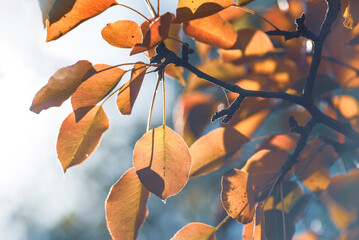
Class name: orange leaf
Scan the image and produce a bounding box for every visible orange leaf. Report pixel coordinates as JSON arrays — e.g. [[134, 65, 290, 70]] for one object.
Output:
[[258, 134, 297, 153], [183, 13, 238, 49], [131, 12, 174, 55], [296, 140, 337, 192], [173, 92, 217, 145], [133, 125, 191, 199], [38, 0, 56, 26], [101, 20, 143, 48], [241, 149, 289, 194], [117, 62, 147, 115], [71, 64, 125, 121], [332, 95, 359, 119], [171, 222, 216, 240], [46, 0, 118, 41], [106, 168, 150, 240], [252, 202, 267, 240], [174, 0, 235, 23], [221, 169, 255, 224], [294, 232, 318, 240], [218, 29, 274, 64], [343, 1, 354, 29], [57, 105, 109, 172], [30, 60, 93, 114], [189, 127, 249, 178]]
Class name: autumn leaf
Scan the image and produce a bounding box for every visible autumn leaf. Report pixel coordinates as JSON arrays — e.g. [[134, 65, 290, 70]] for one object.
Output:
[[131, 12, 174, 55], [243, 202, 267, 240], [117, 62, 147, 115], [101, 20, 143, 48], [221, 169, 255, 224], [190, 127, 249, 178], [106, 168, 150, 240], [332, 95, 359, 119], [183, 13, 238, 49], [174, 0, 235, 23], [71, 64, 125, 121], [133, 125, 191, 199], [57, 105, 109, 172], [258, 134, 297, 153], [343, 1, 354, 29], [38, 0, 56, 26], [46, 0, 118, 41], [171, 223, 216, 240], [30, 60, 93, 114]]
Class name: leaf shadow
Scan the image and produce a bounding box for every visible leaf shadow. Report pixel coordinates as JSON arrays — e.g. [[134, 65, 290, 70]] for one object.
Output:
[[136, 167, 165, 199]]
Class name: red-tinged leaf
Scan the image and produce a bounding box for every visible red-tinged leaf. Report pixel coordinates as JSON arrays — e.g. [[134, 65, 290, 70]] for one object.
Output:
[[183, 13, 238, 49], [106, 168, 150, 240], [218, 29, 274, 64], [30, 60, 93, 114], [171, 223, 216, 240], [173, 92, 217, 145], [190, 127, 249, 178], [131, 12, 174, 55], [296, 140, 337, 192], [258, 134, 297, 153], [46, 0, 118, 41], [101, 20, 143, 48], [218, 6, 246, 22], [264, 210, 295, 240], [186, 58, 247, 91], [57, 105, 109, 172], [221, 169, 255, 224], [242, 221, 254, 240], [174, 0, 235, 23], [241, 149, 289, 195], [294, 232, 318, 240], [117, 62, 147, 115], [133, 125, 191, 199], [71, 64, 125, 121]]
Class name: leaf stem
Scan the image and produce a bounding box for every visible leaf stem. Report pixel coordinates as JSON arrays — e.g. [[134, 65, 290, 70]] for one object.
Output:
[[147, 74, 161, 132], [162, 73, 166, 126], [117, 3, 151, 22], [280, 181, 286, 240], [237, 6, 280, 31], [144, 0, 157, 18], [157, 0, 160, 16], [215, 214, 231, 230]]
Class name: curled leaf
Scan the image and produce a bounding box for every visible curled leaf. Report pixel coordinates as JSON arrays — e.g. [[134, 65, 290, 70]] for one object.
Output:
[[57, 105, 109, 172], [101, 20, 143, 48], [106, 168, 150, 240], [221, 169, 255, 224], [71, 64, 125, 121], [46, 0, 118, 41], [117, 62, 147, 115], [133, 125, 191, 199], [171, 222, 216, 240], [343, 1, 354, 29], [30, 60, 93, 114]]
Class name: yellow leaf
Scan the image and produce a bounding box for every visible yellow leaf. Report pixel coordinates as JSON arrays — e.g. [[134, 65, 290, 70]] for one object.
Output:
[[117, 62, 147, 115], [101, 20, 143, 48], [171, 222, 216, 240], [106, 168, 150, 240], [30, 60, 93, 114], [190, 127, 249, 178], [71, 64, 125, 121], [133, 125, 191, 199], [221, 169, 255, 224], [57, 106, 109, 172], [46, 0, 118, 41], [174, 0, 235, 23]]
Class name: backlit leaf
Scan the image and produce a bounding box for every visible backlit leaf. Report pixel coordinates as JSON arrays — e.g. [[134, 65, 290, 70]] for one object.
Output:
[[117, 62, 147, 115], [258, 134, 297, 153], [57, 105, 109, 172], [190, 127, 249, 178], [173, 92, 217, 145], [131, 12, 174, 55], [30, 60, 93, 114], [218, 29, 274, 64], [296, 140, 337, 192], [71, 64, 125, 121], [106, 168, 150, 240], [243, 202, 267, 240], [174, 0, 235, 23], [133, 125, 191, 199], [343, 1, 354, 29], [171, 223, 216, 240], [221, 169, 255, 224], [183, 13, 238, 49], [241, 149, 289, 195], [46, 0, 118, 41], [101, 20, 143, 48], [332, 95, 359, 119], [232, 108, 271, 138]]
